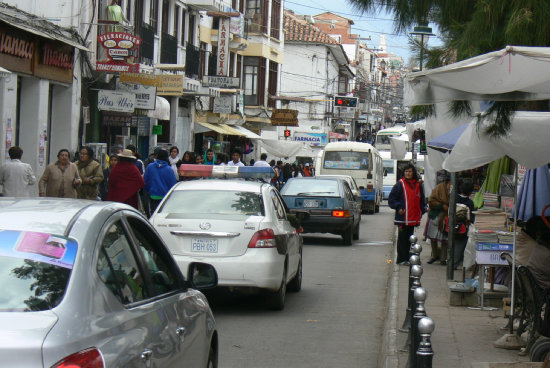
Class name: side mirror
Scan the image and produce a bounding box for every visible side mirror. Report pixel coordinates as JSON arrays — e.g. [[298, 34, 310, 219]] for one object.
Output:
[[187, 262, 218, 290]]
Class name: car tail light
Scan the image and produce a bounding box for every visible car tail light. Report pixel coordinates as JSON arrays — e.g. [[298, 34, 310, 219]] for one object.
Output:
[[332, 210, 351, 218], [51, 348, 104, 368], [367, 184, 374, 192], [248, 228, 276, 248]]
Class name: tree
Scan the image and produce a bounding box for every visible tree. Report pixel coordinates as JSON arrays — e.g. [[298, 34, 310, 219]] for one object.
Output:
[[348, 0, 550, 135]]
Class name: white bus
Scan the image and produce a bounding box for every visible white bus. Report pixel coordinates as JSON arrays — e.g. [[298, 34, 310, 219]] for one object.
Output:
[[318, 142, 383, 213], [374, 125, 407, 152], [381, 151, 425, 199]]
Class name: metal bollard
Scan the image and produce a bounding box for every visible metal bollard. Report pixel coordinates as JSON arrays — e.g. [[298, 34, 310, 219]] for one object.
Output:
[[400, 265, 423, 353], [399, 236, 422, 333], [416, 317, 435, 367], [410, 287, 427, 368]]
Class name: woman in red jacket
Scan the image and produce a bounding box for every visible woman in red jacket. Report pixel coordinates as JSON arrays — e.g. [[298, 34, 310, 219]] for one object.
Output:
[[108, 149, 145, 210]]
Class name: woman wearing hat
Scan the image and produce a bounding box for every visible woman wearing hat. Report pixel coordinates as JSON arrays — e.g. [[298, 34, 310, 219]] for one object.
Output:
[[107, 149, 145, 209]]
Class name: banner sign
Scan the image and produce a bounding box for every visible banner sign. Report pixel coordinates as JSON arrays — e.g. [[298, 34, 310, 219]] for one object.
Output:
[[96, 32, 141, 73], [202, 76, 240, 88], [217, 17, 230, 75], [293, 132, 328, 146], [213, 95, 232, 114], [117, 82, 156, 110], [98, 90, 135, 113]]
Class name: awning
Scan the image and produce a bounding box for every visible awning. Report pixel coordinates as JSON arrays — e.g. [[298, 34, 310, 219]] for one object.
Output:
[[147, 97, 170, 120], [0, 66, 10, 77], [196, 122, 245, 136], [231, 125, 262, 139], [219, 124, 245, 136]]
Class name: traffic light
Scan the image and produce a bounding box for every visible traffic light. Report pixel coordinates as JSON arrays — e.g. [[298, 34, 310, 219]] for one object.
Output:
[[334, 96, 358, 108], [284, 129, 291, 138]]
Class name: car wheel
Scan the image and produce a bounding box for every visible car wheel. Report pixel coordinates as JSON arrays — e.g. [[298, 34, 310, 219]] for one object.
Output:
[[266, 266, 287, 310], [207, 345, 217, 368], [530, 337, 550, 362], [287, 254, 302, 292], [342, 224, 353, 245], [353, 221, 360, 240]]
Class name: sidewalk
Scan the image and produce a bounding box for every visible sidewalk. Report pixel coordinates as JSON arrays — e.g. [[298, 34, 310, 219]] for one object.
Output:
[[385, 227, 532, 367]]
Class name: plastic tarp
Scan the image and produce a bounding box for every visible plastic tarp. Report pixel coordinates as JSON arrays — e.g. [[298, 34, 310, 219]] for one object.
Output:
[[231, 125, 262, 139], [390, 134, 408, 160], [404, 46, 550, 106], [516, 166, 550, 222], [406, 119, 426, 142], [257, 139, 306, 158], [147, 97, 170, 120], [427, 123, 469, 153], [443, 111, 550, 172]]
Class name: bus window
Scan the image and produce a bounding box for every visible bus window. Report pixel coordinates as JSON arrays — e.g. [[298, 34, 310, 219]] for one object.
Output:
[[383, 160, 394, 174], [323, 151, 371, 170]]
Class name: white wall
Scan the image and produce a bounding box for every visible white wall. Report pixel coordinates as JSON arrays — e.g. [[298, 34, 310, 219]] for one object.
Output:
[[3, 0, 82, 28]]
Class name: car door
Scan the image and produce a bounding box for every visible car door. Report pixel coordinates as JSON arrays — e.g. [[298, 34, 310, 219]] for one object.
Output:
[[123, 213, 210, 368]]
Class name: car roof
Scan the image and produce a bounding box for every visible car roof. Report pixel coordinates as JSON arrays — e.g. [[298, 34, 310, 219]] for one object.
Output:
[[0, 198, 134, 235], [171, 179, 264, 193], [317, 174, 353, 180]]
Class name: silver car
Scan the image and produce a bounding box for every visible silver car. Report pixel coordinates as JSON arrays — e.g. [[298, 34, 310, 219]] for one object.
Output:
[[0, 198, 218, 368]]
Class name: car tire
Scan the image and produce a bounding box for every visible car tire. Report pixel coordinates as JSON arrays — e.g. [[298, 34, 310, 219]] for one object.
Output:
[[530, 337, 550, 362], [287, 254, 302, 292], [207, 345, 218, 368], [266, 266, 286, 310], [342, 224, 353, 245], [353, 221, 360, 240]]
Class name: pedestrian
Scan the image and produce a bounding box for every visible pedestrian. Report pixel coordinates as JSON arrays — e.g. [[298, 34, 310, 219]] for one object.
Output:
[[75, 146, 104, 200], [144, 146, 161, 168], [388, 163, 426, 265], [144, 149, 177, 214], [126, 144, 144, 174], [254, 153, 271, 167], [304, 162, 312, 177], [426, 174, 451, 265], [227, 149, 244, 167], [204, 149, 216, 165], [168, 146, 180, 179], [99, 153, 118, 201], [216, 153, 227, 165], [39, 149, 81, 198], [0, 146, 36, 197], [108, 149, 145, 210], [282, 163, 292, 185], [195, 154, 204, 164], [453, 181, 475, 269], [249, 159, 255, 166], [176, 151, 195, 181]]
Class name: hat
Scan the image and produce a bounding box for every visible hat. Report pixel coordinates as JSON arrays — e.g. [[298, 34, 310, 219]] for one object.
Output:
[[117, 149, 136, 159], [305, 163, 310, 166]]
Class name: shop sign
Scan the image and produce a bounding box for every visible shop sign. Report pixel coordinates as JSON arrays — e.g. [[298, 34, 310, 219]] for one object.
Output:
[[230, 14, 245, 38], [293, 132, 328, 146], [119, 72, 160, 87], [213, 95, 232, 114], [96, 32, 141, 73], [271, 109, 299, 127], [41, 43, 74, 70], [202, 75, 239, 88], [133, 116, 150, 136], [152, 125, 163, 135], [217, 17, 230, 75], [102, 112, 136, 127], [97, 90, 135, 113], [117, 82, 156, 110], [157, 75, 184, 95], [0, 30, 34, 59]]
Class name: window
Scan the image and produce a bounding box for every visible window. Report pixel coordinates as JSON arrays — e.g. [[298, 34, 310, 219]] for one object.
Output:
[[270, 0, 281, 39], [323, 151, 371, 170], [97, 221, 146, 305], [270, 190, 286, 220], [174, 5, 179, 38], [150, 0, 159, 34], [161, 0, 169, 34], [343, 183, 354, 202], [244, 56, 265, 106], [247, 0, 266, 33], [126, 218, 180, 296], [268, 60, 278, 108], [281, 179, 340, 197], [180, 9, 186, 46]]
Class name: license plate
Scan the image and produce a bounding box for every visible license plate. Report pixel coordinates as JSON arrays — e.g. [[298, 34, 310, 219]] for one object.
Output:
[[303, 199, 319, 208], [191, 238, 218, 253]]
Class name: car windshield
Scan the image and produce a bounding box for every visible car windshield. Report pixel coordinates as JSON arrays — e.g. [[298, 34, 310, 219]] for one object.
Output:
[[159, 190, 264, 217], [282, 179, 340, 197], [0, 231, 77, 312]]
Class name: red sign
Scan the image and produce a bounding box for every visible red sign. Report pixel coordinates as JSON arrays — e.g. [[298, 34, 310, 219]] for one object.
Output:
[[96, 32, 141, 73], [217, 18, 230, 76]]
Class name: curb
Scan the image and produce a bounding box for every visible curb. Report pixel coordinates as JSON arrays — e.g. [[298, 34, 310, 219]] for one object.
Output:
[[379, 225, 400, 367]]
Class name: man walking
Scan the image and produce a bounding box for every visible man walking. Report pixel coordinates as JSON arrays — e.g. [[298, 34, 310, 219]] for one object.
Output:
[[144, 149, 177, 214], [0, 146, 36, 197]]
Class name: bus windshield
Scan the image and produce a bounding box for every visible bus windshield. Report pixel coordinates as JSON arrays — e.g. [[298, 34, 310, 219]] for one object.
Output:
[[323, 151, 371, 170]]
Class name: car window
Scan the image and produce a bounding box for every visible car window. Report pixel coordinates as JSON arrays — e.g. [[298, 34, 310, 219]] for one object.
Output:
[[281, 179, 340, 197], [343, 183, 354, 201], [97, 221, 147, 305], [126, 217, 181, 296], [159, 190, 264, 218], [270, 190, 286, 220]]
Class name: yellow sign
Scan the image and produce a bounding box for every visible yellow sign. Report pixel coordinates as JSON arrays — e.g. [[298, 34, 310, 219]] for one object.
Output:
[[157, 75, 184, 95], [120, 73, 160, 87], [271, 109, 299, 126]]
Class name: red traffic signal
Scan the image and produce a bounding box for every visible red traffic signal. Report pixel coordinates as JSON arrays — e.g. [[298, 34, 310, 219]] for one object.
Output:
[[334, 96, 358, 108], [284, 129, 291, 138]]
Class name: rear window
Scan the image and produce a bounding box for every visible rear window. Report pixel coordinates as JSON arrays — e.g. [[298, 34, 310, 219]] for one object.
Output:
[[383, 160, 395, 174], [0, 231, 77, 312], [281, 179, 340, 197], [159, 190, 264, 217]]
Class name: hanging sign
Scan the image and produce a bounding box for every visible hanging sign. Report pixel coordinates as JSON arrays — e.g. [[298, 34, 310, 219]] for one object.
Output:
[[152, 125, 163, 135], [96, 32, 141, 73], [217, 18, 230, 76], [213, 95, 232, 114], [271, 109, 299, 126], [97, 90, 135, 113], [293, 132, 328, 146], [117, 82, 157, 110]]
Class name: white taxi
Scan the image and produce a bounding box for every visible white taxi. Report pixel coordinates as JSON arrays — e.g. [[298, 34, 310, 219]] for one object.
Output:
[[150, 173, 303, 310]]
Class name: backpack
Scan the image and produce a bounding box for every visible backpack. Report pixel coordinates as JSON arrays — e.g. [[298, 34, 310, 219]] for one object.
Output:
[[445, 203, 470, 238]]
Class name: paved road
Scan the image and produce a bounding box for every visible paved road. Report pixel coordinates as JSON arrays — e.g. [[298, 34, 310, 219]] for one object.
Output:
[[207, 205, 396, 368]]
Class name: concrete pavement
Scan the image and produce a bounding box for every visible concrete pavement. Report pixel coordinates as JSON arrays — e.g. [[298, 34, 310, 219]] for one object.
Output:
[[383, 226, 533, 367]]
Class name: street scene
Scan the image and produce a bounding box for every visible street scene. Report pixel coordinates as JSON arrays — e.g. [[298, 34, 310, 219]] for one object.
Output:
[[1, 0, 550, 367]]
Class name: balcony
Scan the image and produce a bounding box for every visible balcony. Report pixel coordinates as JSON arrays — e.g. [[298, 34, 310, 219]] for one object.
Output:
[[186, 0, 223, 11], [160, 32, 177, 64], [185, 43, 200, 78], [139, 23, 154, 65]]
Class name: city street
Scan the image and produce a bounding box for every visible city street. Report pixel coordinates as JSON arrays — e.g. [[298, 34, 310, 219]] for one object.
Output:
[[208, 205, 396, 368]]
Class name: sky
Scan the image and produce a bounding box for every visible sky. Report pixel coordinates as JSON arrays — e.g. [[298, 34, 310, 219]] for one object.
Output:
[[284, 0, 440, 64]]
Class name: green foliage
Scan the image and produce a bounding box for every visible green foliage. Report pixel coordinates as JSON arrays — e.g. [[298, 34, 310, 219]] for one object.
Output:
[[410, 104, 434, 118], [476, 101, 518, 138], [448, 101, 472, 119]]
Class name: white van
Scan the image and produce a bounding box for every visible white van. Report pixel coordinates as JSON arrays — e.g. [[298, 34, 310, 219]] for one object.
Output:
[[375, 126, 407, 152], [318, 142, 383, 213]]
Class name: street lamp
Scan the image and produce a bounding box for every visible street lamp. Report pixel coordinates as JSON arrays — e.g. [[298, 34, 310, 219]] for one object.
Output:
[[410, 25, 435, 71]]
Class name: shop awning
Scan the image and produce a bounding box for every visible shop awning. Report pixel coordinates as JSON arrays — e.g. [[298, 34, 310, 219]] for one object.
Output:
[[0, 66, 10, 78], [230, 125, 262, 139], [219, 124, 246, 136], [147, 97, 170, 120], [196, 122, 244, 135]]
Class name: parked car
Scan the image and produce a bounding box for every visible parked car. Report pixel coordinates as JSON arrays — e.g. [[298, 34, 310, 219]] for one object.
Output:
[[316, 174, 363, 206], [0, 198, 218, 368], [280, 177, 362, 245], [150, 179, 303, 310]]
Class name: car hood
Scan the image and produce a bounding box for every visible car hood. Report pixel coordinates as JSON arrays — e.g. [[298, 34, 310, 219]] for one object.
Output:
[[0, 311, 58, 365]]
